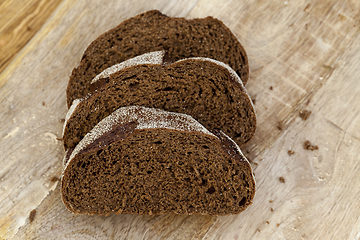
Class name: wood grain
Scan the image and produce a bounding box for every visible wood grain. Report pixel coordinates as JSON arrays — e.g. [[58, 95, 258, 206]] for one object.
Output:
[[0, 0, 64, 77], [1, 0, 360, 239]]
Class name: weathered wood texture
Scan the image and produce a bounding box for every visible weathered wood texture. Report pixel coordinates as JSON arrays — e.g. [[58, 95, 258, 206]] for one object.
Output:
[[0, 0, 64, 76], [1, 0, 360, 239]]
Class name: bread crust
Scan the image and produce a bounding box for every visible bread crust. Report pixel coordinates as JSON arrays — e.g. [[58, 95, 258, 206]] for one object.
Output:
[[61, 106, 255, 216], [63, 55, 256, 150], [66, 10, 249, 107]]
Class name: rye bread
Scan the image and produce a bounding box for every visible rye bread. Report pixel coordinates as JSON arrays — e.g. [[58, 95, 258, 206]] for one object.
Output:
[[66, 10, 249, 107], [61, 106, 255, 215], [62, 55, 256, 150]]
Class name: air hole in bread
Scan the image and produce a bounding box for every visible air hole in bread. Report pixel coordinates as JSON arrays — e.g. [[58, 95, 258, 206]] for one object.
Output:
[[239, 197, 247, 207], [206, 186, 216, 194]]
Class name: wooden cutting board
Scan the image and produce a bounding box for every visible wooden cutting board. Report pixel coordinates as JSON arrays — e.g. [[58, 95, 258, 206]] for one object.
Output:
[[1, 0, 360, 239]]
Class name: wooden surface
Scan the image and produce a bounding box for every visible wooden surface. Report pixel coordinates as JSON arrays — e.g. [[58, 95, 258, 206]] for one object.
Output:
[[0, 0, 63, 75], [1, 0, 360, 239]]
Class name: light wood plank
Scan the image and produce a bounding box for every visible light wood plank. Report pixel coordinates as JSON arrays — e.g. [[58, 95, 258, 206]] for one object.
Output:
[[199, 29, 360, 238], [0, 0, 64, 76], [188, 0, 360, 161]]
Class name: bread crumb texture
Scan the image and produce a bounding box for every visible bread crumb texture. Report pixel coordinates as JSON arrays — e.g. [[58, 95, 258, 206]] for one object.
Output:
[[61, 106, 255, 216], [66, 10, 249, 107]]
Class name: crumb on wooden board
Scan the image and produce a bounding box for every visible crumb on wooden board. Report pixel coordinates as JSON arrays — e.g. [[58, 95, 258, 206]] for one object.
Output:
[[279, 177, 285, 183], [50, 176, 60, 182], [304, 140, 318, 151], [29, 209, 36, 223], [299, 109, 311, 120]]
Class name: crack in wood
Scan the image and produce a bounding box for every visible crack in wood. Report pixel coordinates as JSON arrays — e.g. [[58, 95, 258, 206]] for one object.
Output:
[[325, 118, 360, 142]]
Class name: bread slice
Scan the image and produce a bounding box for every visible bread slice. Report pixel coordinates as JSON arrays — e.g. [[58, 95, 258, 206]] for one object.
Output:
[[62, 55, 256, 150], [61, 106, 255, 215], [66, 10, 249, 107]]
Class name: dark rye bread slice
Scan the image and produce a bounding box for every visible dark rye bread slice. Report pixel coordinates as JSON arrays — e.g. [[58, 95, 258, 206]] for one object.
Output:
[[66, 10, 249, 107], [61, 106, 255, 215], [62, 56, 256, 150]]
